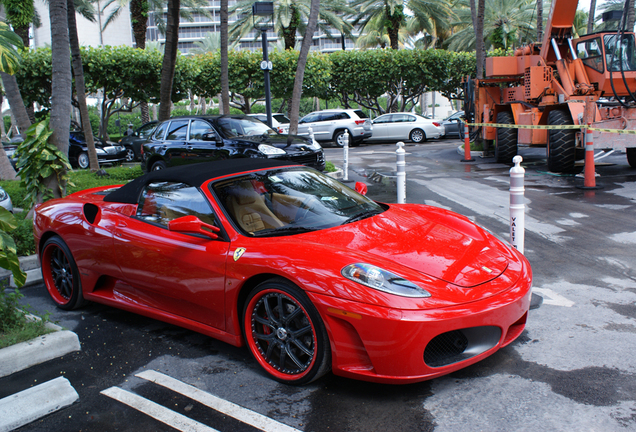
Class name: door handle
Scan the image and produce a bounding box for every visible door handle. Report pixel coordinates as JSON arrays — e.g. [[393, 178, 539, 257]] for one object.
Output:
[[186, 145, 193, 151], [117, 221, 127, 227]]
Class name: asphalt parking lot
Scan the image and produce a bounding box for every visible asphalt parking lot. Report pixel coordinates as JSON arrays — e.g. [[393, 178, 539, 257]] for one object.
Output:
[[3, 138, 636, 431]]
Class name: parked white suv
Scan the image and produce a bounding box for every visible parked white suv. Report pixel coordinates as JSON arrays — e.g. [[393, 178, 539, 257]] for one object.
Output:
[[297, 109, 373, 146], [247, 113, 290, 134]]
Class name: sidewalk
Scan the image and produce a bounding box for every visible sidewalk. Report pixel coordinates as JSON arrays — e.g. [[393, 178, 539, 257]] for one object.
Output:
[[0, 255, 82, 431]]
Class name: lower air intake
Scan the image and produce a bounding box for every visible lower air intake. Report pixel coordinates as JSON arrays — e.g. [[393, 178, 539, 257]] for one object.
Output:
[[424, 326, 501, 368]]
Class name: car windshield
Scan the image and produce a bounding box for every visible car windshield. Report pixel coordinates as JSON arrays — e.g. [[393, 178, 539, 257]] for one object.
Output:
[[212, 167, 385, 236], [217, 117, 277, 138]]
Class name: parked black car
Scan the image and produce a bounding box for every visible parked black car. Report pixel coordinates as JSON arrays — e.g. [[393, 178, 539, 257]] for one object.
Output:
[[141, 115, 325, 172], [118, 121, 158, 162], [69, 131, 128, 169]]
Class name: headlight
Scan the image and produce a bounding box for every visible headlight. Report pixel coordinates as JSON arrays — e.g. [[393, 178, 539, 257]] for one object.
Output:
[[0, 189, 7, 200], [96, 148, 106, 154], [258, 144, 286, 155], [341, 263, 431, 298]]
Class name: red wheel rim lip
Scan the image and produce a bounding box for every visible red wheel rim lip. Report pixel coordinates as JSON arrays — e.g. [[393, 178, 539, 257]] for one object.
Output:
[[41, 244, 72, 306], [245, 288, 318, 381]]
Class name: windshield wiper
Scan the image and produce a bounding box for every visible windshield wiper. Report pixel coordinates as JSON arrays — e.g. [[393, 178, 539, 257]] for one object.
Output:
[[343, 209, 382, 224], [252, 226, 317, 237]]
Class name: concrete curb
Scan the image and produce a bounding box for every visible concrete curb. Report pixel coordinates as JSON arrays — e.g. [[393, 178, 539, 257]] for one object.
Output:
[[0, 254, 42, 288], [456, 145, 484, 158], [0, 330, 81, 378], [0, 376, 79, 432]]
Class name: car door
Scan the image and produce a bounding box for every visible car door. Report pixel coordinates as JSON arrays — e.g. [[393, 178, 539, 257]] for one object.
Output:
[[298, 112, 327, 140], [371, 114, 392, 140], [186, 119, 230, 164], [160, 119, 190, 166], [385, 114, 411, 140], [113, 182, 230, 329]]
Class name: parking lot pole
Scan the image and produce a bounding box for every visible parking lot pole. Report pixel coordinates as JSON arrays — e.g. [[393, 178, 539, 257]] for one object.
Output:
[[461, 123, 475, 162], [308, 127, 315, 145], [343, 130, 349, 181], [396, 141, 406, 203], [509, 155, 525, 253]]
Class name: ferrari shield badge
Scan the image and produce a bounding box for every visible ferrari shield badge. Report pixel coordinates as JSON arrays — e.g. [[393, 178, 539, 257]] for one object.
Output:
[[233, 247, 246, 261]]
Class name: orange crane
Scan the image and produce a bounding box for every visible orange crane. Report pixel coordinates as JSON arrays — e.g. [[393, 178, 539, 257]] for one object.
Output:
[[471, 0, 636, 172]]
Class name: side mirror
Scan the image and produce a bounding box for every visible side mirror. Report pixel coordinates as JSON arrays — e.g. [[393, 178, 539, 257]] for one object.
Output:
[[168, 215, 221, 240], [354, 182, 368, 196], [201, 132, 221, 143]]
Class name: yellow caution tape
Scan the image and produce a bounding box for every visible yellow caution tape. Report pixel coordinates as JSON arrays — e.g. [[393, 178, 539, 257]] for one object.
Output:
[[466, 122, 636, 135]]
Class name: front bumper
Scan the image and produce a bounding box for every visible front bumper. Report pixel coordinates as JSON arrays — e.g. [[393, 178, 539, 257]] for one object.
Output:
[[308, 278, 532, 384]]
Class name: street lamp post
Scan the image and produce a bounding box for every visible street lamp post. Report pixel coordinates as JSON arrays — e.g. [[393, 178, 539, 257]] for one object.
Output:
[[253, 2, 274, 128]]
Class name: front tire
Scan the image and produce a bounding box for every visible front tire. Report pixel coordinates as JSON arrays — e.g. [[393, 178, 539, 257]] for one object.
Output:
[[41, 236, 86, 310], [125, 146, 136, 162], [547, 109, 580, 173], [410, 128, 426, 143], [495, 112, 517, 163], [151, 160, 166, 171], [77, 152, 89, 169], [243, 278, 331, 385]]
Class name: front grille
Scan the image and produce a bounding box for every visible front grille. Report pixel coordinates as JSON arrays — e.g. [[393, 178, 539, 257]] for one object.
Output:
[[424, 326, 501, 368], [289, 153, 319, 165], [424, 330, 469, 367]]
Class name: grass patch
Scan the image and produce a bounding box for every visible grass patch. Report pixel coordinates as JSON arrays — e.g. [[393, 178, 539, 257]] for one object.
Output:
[[0, 284, 52, 349], [461, 141, 484, 151], [325, 161, 337, 173]]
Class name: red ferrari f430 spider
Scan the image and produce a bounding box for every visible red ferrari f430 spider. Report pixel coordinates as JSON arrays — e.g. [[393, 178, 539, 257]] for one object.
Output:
[[35, 159, 532, 385]]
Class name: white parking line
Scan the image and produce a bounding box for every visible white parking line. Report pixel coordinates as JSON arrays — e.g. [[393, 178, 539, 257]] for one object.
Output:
[[101, 386, 218, 432], [136, 370, 301, 432]]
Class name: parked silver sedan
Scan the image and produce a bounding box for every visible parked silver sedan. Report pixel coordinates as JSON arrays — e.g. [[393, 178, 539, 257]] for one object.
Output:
[[365, 112, 445, 143]]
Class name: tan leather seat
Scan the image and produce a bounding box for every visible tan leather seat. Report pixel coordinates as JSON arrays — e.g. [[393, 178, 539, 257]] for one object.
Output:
[[228, 185, 284, 233]]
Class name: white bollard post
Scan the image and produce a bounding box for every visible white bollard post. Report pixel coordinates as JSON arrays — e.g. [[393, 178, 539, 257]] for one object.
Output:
[[509, 155, 525, 253], [396, 141, 406, 204], [308, 126, 315, 145], [343, 130, 350, 181]]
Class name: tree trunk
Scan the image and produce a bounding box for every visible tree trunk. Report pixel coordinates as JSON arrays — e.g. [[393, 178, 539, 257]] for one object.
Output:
[[140, 102, 150, 123], [130, 0, 149, 49], [475, 0, 486, 79], [537, 0, 544, 40], [1, 72, 31, 134], [49, 0, 73, 198], [288, 0, 320, 139], [220, 0, 230, 115], [158, 0, 180, 121], [0, 90, 16, 179], [627, 0, 635, 32], [68, 0, 100, 171]]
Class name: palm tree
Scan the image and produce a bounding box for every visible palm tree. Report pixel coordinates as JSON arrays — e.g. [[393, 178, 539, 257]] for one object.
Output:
[[220, 0, 230, 115], [68, 0, 100, 171], [352, 0, 452, 50], [288, 0, 320, 137], [48, 0, 73, 198], [447, 0, 536, 53], [229, 0, 353, 51], [0, 22, 23, 180], [158, 0, 179, 121]]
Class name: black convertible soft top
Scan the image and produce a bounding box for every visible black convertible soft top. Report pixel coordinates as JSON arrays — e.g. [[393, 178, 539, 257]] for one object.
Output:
[[104, 158, 299, 204]]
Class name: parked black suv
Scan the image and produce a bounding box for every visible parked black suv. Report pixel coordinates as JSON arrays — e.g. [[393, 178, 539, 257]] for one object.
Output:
[[141, 115, 325, 172]]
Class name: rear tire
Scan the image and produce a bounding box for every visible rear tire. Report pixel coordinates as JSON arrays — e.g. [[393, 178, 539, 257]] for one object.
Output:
[[547, 110, 580, 173], [495, 112, 517, 163], [627, 148, 636, 168], [410, 128, 426, 143], [125, 146, 136, 162], [41, 236, 87, 310], [242, 278, 331, 385], [334, 130, 351, 147]]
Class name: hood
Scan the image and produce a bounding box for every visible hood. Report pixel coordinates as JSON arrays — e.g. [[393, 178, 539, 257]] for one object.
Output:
[[317, 204, 512, 288]]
